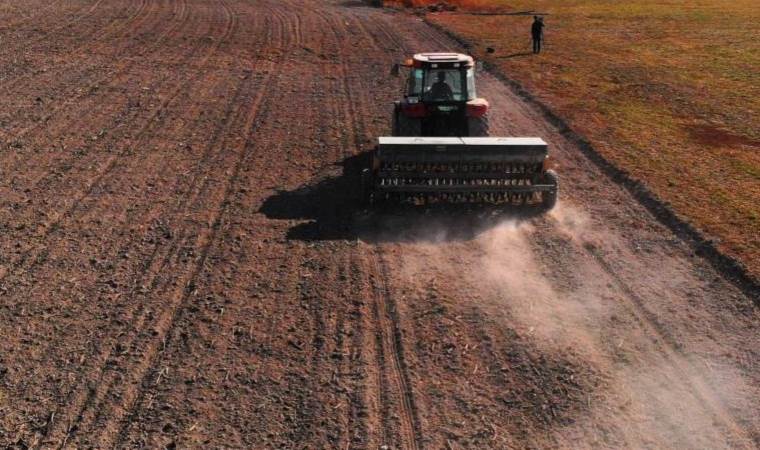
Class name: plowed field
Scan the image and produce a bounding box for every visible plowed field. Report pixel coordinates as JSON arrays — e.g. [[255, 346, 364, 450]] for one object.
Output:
[[0, 1, 757, 448]]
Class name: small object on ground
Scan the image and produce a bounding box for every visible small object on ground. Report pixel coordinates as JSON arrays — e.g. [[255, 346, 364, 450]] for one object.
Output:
[[362, 53, 558, 209]]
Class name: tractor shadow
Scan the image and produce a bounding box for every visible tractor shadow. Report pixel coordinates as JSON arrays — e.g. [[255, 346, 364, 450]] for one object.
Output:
[[259, 153, 543, 243]]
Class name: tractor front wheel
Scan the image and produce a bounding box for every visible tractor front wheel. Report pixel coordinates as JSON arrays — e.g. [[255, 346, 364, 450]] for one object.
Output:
[[392, 109, 421, 137]]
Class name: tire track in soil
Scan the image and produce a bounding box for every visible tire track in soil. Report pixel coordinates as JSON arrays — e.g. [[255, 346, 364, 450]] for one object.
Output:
[[310, 6, 423, 447], [361, 13, 410, 55], [26, 2, 246, 446], [0, 11, 187, 233], [289, 10, 369, 439], [293, 251, 337, 445], [304, 5, 369, 158], [318, 252, 372, 449], [330, 255, 367, 449], [0, 0, 147, 94], [574, 235, 756, 445], [95, 18, 289, 450], [304, 7, 384, 446], [108, 66, 281, 449], [335, 9, 422, 448], [0, 0, 70, 33], [0, 0, 105, 46], [289, 5, 304, 46], [252, 9, 352, 443], [39, 59, 240, 450], [345, 251, 373, 448], [0, 0, 185, 238], [0, 0, 151, 124], [514, 212, 758, 446], [405, 17, 460, 53], [0, 0, 173, 157], [291, 9, 394, 445], [363, 247, 423, 450], [0, 0, 207, 290], [270, 5, 382, 446], [104, 7, 340, 445]]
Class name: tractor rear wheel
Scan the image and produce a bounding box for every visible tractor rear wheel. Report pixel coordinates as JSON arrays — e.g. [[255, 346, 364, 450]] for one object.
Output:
[[468, 115, 490, 137], [393, 109, 421, 137]]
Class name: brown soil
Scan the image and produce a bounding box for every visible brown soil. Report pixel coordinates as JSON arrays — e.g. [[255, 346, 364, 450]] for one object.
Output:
[[0, 0, 757, 448]]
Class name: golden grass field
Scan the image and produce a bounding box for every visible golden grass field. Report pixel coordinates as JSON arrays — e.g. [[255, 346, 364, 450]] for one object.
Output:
[[396, 0, 760, 279]]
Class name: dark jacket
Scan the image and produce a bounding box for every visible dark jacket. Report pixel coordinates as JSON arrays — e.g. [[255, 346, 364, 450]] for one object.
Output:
[[531, 20, 544, 38], [429, 81, 453, 100]]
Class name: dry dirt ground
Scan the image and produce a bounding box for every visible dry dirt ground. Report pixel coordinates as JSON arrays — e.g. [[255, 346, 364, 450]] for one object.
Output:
[[0, 0, 757, 448]]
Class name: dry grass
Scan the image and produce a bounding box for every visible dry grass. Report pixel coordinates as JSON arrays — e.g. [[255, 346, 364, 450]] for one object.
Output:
[[406, 0, 760, 278]]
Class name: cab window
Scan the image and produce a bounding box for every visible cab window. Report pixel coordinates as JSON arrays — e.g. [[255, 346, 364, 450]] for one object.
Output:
[[406, 69, 424, 97], [422, 69, 464, 101]]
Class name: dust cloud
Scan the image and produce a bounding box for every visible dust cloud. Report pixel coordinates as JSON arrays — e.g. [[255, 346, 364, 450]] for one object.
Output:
[[391, 205, 757, 449], [549, 203, 590, 243], [473, 218, 604, 350]]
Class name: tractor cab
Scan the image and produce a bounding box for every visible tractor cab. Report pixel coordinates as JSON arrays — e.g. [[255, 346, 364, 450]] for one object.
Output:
[[404, 53, 476, 102], [392, 53, 489, 137]]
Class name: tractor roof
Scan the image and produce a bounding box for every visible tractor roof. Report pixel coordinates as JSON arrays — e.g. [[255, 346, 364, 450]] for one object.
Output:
[[412, 53, 474, 67]]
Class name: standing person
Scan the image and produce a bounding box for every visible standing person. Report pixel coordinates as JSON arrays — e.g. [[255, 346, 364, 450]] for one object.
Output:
[[531, 16, 545, 54]]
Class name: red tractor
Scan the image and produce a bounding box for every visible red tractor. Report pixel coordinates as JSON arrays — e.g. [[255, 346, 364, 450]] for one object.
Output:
[[362, 52, 558, 209]]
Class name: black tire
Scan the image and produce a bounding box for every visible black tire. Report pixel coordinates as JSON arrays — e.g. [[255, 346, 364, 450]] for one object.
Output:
[[541, 169, 559, 210], [467, 114, 490, 137], [394, 110, 421, 137]]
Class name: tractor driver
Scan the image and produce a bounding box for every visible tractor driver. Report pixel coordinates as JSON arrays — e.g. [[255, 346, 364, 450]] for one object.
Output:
[[428, 71, 453, 100]]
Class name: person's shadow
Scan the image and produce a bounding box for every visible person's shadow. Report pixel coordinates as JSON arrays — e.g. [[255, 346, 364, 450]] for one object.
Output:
[[502, 52, 533, 59], [258, 151, 542, 243]]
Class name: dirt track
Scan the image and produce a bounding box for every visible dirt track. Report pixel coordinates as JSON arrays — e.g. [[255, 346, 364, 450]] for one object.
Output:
[[0, 0, 758, 448]]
